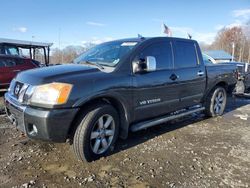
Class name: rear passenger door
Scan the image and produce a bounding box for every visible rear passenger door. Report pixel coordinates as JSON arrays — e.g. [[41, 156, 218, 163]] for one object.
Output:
[[172, 40, 206, 108]]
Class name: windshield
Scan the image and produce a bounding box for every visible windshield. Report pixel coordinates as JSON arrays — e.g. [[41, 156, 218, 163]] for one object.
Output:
[[73, 41, 137, 67]]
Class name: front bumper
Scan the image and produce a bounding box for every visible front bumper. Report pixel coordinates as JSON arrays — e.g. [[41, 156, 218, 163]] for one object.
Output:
[[4, 92, 79, 142]]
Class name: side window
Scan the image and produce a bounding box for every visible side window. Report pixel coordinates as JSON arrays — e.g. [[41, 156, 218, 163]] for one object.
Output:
[[4, 59, 16, 67], [138, 41, 173, 70], [4, 46, 19, 56], [0, 60, 6, 67], [15, 58, 25, 65], [174, 41, 198, 68]]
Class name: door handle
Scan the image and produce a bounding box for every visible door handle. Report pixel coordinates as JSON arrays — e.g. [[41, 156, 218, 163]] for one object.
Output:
[[197, 71, 204, 76], [13, 70, 21, 72], [170, 74, 179, 81]]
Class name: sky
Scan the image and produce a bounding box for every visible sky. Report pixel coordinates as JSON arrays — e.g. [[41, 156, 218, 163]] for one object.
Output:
[[0, 0, 250, 48]]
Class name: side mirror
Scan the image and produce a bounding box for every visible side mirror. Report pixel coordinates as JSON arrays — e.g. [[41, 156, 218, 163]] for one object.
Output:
[[145, 56, 156, 72], [132, 56, 156, 73]]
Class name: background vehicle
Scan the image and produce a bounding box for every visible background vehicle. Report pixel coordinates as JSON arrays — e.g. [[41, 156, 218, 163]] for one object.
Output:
[[4, 37, 237, 162], [202, 53, 216, 65], [0, 55, 38, 88], [0, 38, 53, 66], [31, 59, 46, 67], [202, 53, 250, 95], [222, 62, 250, 95]]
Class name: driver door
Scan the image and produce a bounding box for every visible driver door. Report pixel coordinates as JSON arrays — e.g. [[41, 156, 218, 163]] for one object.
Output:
[[132, 40, 180, 122]]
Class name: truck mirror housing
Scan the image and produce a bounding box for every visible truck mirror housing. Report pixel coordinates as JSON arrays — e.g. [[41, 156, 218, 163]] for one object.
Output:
[[145, 56, 156, 72], [133, 56, 156, 73]]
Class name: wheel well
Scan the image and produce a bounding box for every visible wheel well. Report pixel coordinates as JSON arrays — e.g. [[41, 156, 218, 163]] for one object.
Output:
[[202, 81, 229, 103], [215, 81, 228, 91], [68, 97, 129, 141]]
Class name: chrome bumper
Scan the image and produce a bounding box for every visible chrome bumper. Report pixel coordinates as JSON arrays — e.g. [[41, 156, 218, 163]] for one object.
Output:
[[4, 92, 27, 133]]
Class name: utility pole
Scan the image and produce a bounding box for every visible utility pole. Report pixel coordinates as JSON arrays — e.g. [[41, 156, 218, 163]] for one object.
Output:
[[242, 40, 245, 62], [232, 42, 235, 61], [239, 48, 242, 62], [248, 47, 250, 64]]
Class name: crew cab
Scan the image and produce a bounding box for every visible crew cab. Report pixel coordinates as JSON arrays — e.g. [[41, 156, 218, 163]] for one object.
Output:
[[0, 55, 38, 88], [4, 37, 237, 162]]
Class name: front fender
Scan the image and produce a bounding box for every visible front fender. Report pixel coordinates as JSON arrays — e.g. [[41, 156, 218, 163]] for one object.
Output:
[[73, 91, 131, 139]]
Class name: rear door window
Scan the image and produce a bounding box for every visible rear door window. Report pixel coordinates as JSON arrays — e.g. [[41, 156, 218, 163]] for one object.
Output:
[[174, 41, 198, 68]]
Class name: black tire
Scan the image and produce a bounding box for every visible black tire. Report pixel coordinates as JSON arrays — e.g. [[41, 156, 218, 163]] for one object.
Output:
[[204, 86, 227, 117], [73, 104, 119, 162]]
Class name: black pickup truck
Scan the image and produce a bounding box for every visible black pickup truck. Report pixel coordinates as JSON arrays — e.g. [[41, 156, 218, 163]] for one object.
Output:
[[4, 37, 237, 162]]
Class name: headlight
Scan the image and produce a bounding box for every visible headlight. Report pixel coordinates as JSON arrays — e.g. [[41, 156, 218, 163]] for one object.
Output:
[[30, 82, 73, 105]]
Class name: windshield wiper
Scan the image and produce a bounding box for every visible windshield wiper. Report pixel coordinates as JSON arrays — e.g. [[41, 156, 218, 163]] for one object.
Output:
[[80, 61, 104, 70]]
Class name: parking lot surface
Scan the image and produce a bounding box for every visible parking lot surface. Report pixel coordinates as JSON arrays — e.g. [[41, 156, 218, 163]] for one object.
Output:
[[0, 94, 250, 188]]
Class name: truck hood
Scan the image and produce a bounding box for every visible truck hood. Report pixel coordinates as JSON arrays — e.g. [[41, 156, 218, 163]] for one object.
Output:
[[15, 64, 101, 85]]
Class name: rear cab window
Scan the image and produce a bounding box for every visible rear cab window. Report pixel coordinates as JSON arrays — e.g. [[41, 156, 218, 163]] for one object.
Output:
[[174, 41, 199, 69]]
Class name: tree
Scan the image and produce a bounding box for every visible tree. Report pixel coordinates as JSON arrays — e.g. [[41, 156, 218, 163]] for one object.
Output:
[[210, 26, 250, 63], [50, 45, 87, 64]]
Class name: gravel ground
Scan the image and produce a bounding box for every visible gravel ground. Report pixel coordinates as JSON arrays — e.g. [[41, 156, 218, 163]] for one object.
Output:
[[0, 92, 250, 188]]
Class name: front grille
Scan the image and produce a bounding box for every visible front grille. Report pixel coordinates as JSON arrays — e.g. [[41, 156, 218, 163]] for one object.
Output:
[[8, 80, 29, 103], [13, 82, 24, 98]]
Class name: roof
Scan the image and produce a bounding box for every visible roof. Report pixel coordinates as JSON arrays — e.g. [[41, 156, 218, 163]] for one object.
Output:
[[111, 36, 197, 44], [0, 38, 53, 48], [204, 50, 232, 60]]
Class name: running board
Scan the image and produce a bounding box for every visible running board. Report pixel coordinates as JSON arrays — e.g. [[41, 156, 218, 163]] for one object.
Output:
[[130, 107, 205, 132]]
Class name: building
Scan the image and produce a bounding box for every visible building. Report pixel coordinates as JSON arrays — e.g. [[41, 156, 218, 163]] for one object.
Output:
[[204, 50, 232, 63]]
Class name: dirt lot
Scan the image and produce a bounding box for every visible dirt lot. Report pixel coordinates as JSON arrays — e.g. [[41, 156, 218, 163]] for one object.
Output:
[[0, 92, 250, 188]]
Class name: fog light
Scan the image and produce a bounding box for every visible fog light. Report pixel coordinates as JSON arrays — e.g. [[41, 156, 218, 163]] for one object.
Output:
[[27, 124, 38, 136]]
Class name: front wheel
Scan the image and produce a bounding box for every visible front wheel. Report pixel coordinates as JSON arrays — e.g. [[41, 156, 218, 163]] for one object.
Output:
[[204, 87, 227, 117], [73, 104, 119, 162]]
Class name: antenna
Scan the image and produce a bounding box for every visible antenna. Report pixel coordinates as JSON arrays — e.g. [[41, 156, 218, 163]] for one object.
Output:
[[137, 34, 145, 39]]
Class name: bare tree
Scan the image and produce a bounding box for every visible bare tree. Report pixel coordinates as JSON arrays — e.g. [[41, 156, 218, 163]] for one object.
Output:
[[50, 45, 87, 64], [210, 24, 250, 62]]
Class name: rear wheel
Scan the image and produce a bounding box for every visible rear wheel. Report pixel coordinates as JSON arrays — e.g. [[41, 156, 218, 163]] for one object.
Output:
[[73, 104, 119, 162], [204, 86, 227, 117]]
